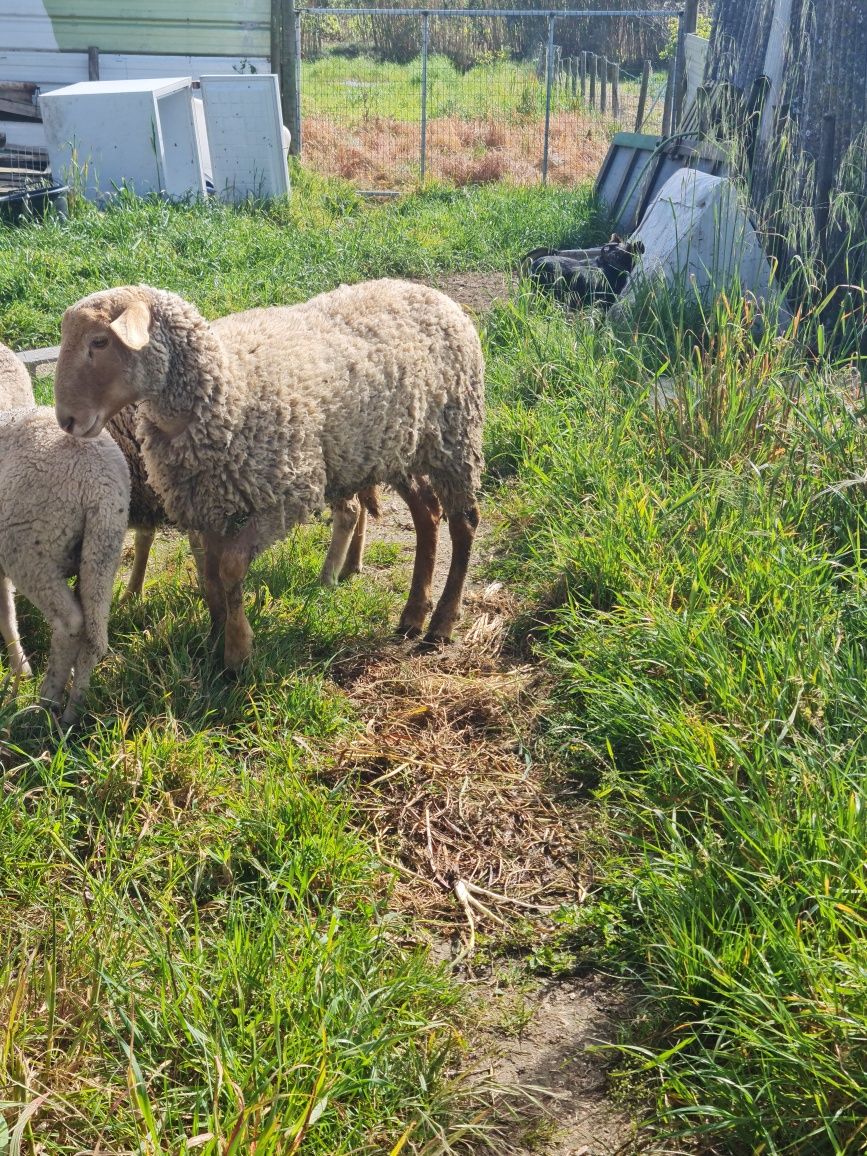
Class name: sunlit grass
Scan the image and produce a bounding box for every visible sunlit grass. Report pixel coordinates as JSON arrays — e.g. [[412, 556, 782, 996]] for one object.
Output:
[[484, 288, 867, 1152]]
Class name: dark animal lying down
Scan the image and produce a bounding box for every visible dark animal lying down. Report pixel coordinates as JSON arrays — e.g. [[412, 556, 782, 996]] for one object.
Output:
[[526, 234, 645, 308]]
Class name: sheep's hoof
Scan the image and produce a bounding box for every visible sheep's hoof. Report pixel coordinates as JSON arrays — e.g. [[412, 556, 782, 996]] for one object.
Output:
[[338, 564, 362, 582], [420, 631, 453, 649], [118, 588, 141, 607], [395, 624, 423, 641], [223, 626, 254, 671]]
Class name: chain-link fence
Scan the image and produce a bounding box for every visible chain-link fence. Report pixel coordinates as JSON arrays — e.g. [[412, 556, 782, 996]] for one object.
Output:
[[298, 7, 678, 188]]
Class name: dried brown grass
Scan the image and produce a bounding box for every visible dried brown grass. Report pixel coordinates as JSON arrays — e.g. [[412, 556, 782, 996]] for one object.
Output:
[[327, 582, 590, 963], [302, 112, 610, 188]]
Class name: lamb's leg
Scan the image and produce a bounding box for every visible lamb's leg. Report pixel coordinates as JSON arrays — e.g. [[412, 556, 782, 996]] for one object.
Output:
[[34, 580, 85, 712], [220, 544, 254, 670], [320, 496, 361, 587], [0, 572, 31, 679], [119, 527, 155, 604], [395, 477, 442, 639], [425, 501, 480, 644]]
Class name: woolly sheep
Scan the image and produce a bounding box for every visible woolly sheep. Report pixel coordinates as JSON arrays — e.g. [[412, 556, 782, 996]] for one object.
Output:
[[0, 341, 35, 410], [0, 407, 129, 723], [0, 343, 38, 679], [54, 279, 485, 670], [107, 400, 381, 600]]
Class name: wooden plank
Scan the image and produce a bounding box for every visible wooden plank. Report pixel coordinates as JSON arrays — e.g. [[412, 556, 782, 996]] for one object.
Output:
[[15, 345, 61, 377], [88, 45, 100, 80]]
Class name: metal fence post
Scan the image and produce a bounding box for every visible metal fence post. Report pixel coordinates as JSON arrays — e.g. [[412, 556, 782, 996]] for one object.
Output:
[[671, 9, 686, 132], [420, 11, 429, 181], [542, 14, 555, 184]]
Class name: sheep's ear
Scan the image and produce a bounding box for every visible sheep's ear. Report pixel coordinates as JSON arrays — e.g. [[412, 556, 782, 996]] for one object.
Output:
[[110, 299, 151, 350], [610, 233, 623, 244]]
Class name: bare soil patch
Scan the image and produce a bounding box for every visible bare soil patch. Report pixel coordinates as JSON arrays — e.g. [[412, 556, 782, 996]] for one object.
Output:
[[326, 481, 638, 1153]]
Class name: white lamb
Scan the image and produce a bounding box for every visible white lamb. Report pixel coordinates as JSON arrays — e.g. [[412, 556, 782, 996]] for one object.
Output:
[[0, 341, 37, 681], [54, 279, 485, 670], [0, 407, 129, 724]]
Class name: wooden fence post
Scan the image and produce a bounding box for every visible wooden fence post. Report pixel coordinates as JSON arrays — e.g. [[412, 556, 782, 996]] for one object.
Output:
[[600, 56, 608, 114], [589, 53, 596, 109], [635, 59, 650, 132], [661, 54, 675, 136], [279, 0, 301, 155], [87, 47, 100, 81], [610, 61, 620, 119], [580, 51, 587, 101]]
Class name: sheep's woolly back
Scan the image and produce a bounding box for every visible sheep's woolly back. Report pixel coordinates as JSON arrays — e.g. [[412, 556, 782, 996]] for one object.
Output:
[[106, 404, 167, 530], [0, 408, 130, 584], [123, 279, 483, 543], [0, 342, 35, 409]]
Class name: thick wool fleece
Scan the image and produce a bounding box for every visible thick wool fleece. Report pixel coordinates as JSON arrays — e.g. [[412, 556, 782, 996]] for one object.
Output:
[[0, 408, 129, 721], [0, 342, 35, 409], [91, 279, 483, 554], [106, 404, 167, 529]]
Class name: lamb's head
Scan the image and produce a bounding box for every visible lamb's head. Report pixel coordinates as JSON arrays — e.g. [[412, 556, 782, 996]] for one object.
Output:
[[596, 234, 645, 282], [55, 285, 168, 438]]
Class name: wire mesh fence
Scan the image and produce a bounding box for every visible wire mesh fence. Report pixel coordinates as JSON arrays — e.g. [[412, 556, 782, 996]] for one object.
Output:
[[298, 7, 676, 188]]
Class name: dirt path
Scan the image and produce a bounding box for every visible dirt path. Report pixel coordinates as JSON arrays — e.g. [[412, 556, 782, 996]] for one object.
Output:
[[331, 492, 636, 1153]]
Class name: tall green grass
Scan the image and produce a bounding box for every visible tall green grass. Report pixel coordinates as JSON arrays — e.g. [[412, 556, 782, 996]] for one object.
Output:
[[484, 288, 867, 1151], [0, 167, 604, 348]]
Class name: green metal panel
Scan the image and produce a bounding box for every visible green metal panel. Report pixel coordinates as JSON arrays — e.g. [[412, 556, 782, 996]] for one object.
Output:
[[43, 1, 271, 56]]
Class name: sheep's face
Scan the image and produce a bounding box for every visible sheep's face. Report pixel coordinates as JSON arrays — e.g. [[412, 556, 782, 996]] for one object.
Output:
[[55, 289, 154, 439]]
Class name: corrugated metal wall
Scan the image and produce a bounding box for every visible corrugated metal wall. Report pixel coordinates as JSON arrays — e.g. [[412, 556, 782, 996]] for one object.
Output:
[[3, 1, 271, 56]]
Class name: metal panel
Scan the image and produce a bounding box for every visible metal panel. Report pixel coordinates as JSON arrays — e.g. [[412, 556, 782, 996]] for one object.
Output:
[[3, 1, 270, 57]]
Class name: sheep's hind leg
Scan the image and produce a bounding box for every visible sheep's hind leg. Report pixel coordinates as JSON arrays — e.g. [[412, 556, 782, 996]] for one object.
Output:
[[395, 477, 442, 639], [119, 527, 155, 604], [424, 501, 480, 645], [0, 572, 31, 679], [339, 485, 379, 580], [320, 496, 361, 587]]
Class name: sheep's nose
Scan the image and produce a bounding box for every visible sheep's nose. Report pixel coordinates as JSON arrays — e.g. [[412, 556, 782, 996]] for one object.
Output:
[[60, 415, 75, 434]]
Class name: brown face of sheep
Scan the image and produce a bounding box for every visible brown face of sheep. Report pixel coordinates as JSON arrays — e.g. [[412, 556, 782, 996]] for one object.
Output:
[[55, 297, 151, 438]]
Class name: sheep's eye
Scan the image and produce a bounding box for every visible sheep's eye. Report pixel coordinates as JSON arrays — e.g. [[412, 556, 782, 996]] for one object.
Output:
[[90, 336, 109, 350]]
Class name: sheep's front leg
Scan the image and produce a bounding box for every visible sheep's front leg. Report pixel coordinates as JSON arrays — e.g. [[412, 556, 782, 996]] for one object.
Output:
[[221, 544, 254, 670], [202, 536, 228, 638], [396, 477, 442, 638], [425, 501, 480, 644], [320, 497, 361, 587], [34, 580, 85, 712], [119, 527, 155, 604], [0, 572, 31, 679], [188, 531, 207, 595]]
